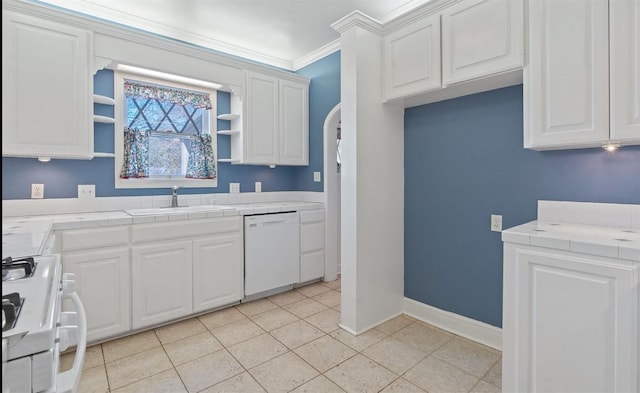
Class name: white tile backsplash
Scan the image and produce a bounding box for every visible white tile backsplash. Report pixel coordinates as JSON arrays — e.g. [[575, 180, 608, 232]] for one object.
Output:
[[2, 192, 324, 218], [632, 205, 640, 231], [538, 200, 638, 229], [592, 203, 633, 228]]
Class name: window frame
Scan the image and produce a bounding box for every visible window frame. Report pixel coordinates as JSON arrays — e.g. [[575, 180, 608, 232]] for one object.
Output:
[[114, 69, 218, 189]]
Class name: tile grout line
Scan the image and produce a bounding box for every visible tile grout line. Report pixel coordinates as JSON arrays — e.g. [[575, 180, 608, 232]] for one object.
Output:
[[87, 278, 501, 393]]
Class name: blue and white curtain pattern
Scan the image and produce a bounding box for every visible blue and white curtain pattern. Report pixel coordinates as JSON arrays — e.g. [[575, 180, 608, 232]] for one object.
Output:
[[186, 134, 217, 179], [124, 80, 212, 109], [120, 127, 150, 178]]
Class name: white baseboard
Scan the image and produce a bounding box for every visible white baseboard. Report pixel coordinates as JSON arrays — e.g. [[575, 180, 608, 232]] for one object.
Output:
[[339, 310, 404, 336], [403, 297, 502, 351]]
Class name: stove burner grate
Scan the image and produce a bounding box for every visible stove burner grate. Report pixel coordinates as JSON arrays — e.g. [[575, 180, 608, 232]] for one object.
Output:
[[2, 256, 36, 281], [2, 292, 23, 332]]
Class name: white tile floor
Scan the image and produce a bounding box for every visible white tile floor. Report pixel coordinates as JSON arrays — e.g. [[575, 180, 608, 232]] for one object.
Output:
[[61, 278, 502, 393]]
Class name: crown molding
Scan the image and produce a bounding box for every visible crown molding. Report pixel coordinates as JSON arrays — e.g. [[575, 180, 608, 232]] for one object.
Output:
[[331, 10, 384, 36], [293, 39, 341, 71], [4, 0, 308, 77], [383, 0, 462, 33]]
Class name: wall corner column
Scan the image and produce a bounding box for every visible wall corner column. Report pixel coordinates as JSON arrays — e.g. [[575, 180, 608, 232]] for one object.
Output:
[[332, 11, 405, 334]]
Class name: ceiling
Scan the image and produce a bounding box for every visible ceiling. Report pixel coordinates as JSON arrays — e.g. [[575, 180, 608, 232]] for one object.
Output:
[[33, 0, 432, 70]]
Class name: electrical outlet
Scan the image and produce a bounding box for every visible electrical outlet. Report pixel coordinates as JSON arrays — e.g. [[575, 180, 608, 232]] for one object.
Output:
[[78, 184, 96, 199], [255, 182, 262, 193], [313, 172, 321, 182], [229, 183, 240, 193], [491, 214, 503, 232], [31, 184, 44, 199]]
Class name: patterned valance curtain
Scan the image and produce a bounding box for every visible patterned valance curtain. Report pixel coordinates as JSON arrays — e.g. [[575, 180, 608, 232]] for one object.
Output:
[[124, 80, 213, 109], [186, 134, 217, 179], [120, 127, 150, 178]]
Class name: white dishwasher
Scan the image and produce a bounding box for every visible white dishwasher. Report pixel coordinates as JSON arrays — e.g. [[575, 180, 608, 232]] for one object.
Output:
[[244, 212, 300, 297]]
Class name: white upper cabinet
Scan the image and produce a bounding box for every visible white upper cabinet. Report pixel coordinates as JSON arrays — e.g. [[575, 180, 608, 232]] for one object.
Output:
[[279, 79, 309, 166], [610, 0, 640, 142], [244, 71, 280, 165], [382, 0, 524, 105], [2, 10, 93, 159], [383, 14, 442, 100], [230, 71, 309, 166], [441, 0, 523, 85], [525, 0, 640, 150]]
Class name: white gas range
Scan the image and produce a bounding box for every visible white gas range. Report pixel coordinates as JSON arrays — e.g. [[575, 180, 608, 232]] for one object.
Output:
[[2, 254, 87, 393]]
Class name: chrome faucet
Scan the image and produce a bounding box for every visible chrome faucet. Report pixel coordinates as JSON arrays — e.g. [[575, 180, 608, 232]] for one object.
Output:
[[171, 186, 179, 207]]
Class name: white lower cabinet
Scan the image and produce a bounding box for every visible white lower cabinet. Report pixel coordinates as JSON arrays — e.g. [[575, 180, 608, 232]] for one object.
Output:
[[59, 216, 244, 341], [59, 226, 131, 343], [63, 248, 131, 343], [193, 234, 243, 313], [299, 209, 325, 283], [503, 243, 639, 392], [131, 240, 193, 329], [130, 217, 243, 329]]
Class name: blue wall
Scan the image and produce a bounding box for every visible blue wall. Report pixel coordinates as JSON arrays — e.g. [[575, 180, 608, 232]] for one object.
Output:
[[294, 51, 341, 191], [2, 52, 341, 200], [404, 85, 640, 328]]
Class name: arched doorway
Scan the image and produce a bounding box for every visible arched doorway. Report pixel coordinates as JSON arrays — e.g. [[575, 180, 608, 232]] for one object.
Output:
[[323, 103, 341, 281]]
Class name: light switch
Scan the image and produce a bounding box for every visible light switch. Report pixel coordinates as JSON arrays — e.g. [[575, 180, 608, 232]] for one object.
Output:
[[313, 172, 321, 182]]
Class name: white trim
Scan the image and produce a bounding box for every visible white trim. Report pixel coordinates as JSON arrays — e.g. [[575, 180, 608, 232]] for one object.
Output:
[[323, 104, 341, 283], [293, 39, 341, 71], [331, 10, 384, 35], [403, 297, 502, 351], [3, 0, 308, 74], [339, 310, 405, 336]]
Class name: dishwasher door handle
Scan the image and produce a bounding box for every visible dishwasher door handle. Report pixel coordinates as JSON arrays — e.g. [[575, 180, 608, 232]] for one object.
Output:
[[260, 219, 289, 225]]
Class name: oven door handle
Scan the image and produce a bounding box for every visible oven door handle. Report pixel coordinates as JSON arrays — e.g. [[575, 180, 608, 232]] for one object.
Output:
[[56, 291, 87, 393]]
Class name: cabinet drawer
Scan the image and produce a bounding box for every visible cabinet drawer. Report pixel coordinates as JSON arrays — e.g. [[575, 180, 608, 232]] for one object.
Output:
[[59, 227, 129, 252], [300, 221, 324, 253], [131, 217, 241, 243], [300, 251, 325, 283], [299, 209, 324, 224]]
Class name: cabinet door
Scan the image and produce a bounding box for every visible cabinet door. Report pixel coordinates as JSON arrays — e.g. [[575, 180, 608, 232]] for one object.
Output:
[[524, 0, 609, 150], [504, 245, 638, 392], [131, 241, 193, 329], [2, 11, 93, 159], [192, 234, 243, 313], [63, 248, 130, 343], [610, 0, 640, 144], [244, 71, 279, 164], [441, 0, 523, 85], [279, 80, 309, 165], [383, 14, 441, 101]]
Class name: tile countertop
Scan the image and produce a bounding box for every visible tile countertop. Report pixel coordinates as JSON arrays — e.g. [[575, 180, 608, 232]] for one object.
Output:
[[2, 202, 324, 259], [502, 220, 640, 261]]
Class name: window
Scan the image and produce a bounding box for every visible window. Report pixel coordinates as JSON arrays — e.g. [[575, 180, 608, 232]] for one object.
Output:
[[114, 67, 218, 189]]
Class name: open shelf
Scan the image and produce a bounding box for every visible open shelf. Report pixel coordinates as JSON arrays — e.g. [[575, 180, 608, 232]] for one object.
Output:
[[217, 130, 239, 135], [94, 115, 115, 124], [217, 114, 240, 121], [93, 94, 115, 105]]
